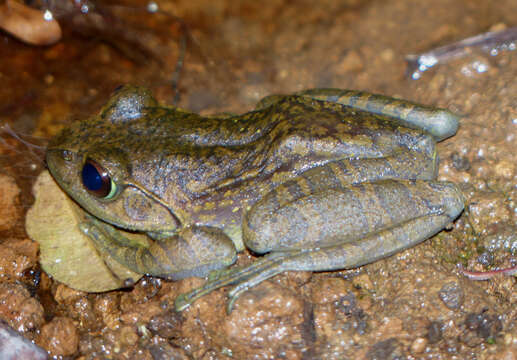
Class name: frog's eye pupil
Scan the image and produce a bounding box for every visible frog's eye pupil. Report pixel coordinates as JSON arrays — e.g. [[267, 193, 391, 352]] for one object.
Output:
[[82, 159, 113, 198]]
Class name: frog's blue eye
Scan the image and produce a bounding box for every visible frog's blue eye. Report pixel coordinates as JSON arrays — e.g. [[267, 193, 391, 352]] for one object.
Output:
[[81, 159, 117, 199]]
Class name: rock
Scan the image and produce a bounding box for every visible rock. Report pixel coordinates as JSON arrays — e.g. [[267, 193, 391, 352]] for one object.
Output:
[[37, 317, 79, 357], [0, 320, 47, 360]]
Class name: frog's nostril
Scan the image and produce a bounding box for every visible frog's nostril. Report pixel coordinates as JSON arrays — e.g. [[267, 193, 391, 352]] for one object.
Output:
[[61, 150, 74, 161]]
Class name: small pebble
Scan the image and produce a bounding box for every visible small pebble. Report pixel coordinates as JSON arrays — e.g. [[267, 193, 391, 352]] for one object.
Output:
[[410, 337, 428, 354], [438, 281, 464, 309]]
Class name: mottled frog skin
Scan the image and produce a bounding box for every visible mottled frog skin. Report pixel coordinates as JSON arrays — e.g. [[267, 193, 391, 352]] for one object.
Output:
[[46, 86, 464, 312]]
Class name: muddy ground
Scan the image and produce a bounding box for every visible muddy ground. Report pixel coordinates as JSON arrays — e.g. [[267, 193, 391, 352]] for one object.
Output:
[[0, 0, 516, 359]]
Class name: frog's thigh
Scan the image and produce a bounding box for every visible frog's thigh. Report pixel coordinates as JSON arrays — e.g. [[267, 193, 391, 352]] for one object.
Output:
[[83, 223, 237, 280], [303, 152, 438, 191], [243, 180, 464, 259]]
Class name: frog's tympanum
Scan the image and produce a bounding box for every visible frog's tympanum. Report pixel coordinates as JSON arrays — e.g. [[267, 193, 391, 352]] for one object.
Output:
[[46, 86, 464, 312]]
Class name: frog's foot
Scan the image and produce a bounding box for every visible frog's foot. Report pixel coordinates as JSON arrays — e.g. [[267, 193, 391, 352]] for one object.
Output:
[[296, 88, 460, 141], [204, 251, 285, 283], [175, 209, 454, 314], [174, 251, 291, 312], [225, 254, 297, 312]]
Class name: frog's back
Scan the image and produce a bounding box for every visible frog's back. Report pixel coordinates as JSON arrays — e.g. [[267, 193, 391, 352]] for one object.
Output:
[[247, 95, 435, 164], [60, 92, 435, 213], [127, 95, 436, 204]]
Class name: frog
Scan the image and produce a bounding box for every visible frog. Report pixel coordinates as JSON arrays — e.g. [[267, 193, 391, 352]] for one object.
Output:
[[46, 85, 464, 312]]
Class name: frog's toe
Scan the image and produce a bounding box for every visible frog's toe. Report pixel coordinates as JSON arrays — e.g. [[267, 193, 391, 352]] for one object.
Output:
[[226, 289, 243, 314], [226, 264, 287, 313], [428, 181, 465, 219], [226, 281, 258, 313], [174, 293, 190, 312]]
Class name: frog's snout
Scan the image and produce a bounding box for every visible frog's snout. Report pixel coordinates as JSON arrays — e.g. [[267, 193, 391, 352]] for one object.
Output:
[[46, 149, 76, 183]]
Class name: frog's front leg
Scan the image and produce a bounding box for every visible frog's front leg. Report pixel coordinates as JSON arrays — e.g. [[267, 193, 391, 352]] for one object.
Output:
[[175, 179, 464, 312], [80, 216, 237, 280]]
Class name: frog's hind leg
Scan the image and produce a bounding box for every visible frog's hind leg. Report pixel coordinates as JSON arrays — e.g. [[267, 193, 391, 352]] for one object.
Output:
[[228, 202, 460, 307], [176, 183, 462, 313], [297, 88, 459, 141], [228, 181, 464, 310], [176, 179, 464, 312]]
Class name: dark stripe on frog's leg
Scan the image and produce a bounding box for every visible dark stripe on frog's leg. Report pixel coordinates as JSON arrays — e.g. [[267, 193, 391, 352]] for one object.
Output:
[[271, 165, 342, 207], [296, 89, 460, 141], [294, 150, 436, 194], [269, 180, 303, 208], [367, 180, 419, 229], [330, 150, 436, 183]]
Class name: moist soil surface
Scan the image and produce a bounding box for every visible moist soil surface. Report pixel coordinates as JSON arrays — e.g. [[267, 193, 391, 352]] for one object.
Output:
[[0, 0, 516, 359]]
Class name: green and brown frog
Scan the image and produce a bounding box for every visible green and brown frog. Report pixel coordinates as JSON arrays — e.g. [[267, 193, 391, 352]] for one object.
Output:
[[46, 86, 464, 312]]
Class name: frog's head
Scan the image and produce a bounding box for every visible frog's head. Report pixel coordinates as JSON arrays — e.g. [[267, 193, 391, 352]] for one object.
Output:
[[46, 85, 182, 233]]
